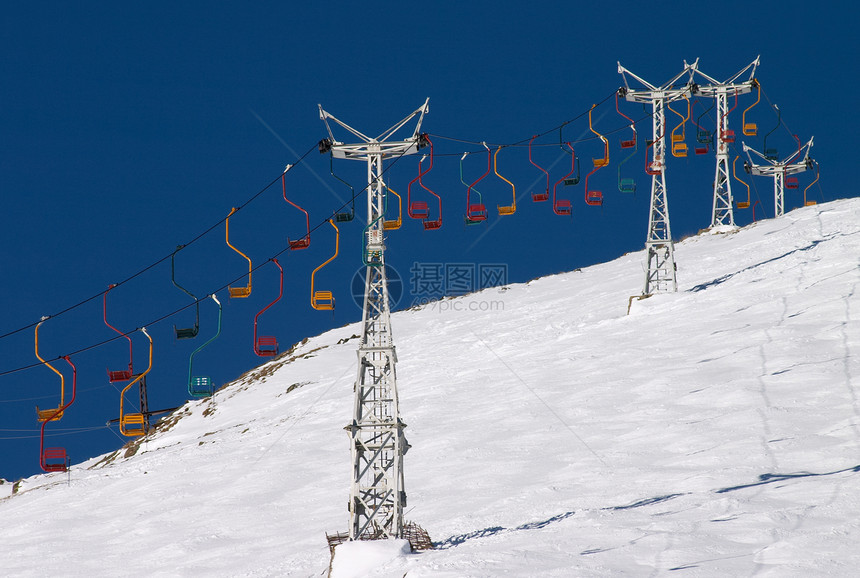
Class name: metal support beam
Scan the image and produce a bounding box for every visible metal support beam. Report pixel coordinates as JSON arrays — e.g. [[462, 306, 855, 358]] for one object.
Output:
[[319, 99, 428, 541], [689, 57, 760, 228], [743, 136, 814, 217], [618, 61, 697, 295]]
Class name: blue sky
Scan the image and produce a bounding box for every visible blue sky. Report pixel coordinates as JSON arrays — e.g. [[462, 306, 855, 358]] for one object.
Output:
[[1, 2, 855, 481]]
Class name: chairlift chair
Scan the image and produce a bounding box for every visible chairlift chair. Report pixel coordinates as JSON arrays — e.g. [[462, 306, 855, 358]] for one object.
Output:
[[119, 328, 153, 436], [417, 136, 442, 229], [38, 354, 77, 472], [225, 208, 252, 298], [733, 156, 751, 209], [283, 174, 311, 250], [720, 91, 738, 143], [103, 284, 134, 382], [528, 135, 549, 202], [553, 143, 577, 215], [465, 144, 491, 224], [668, 95, 690, 158], [803, 162, 820, 206], [493, 145, 516, 216], [188, 295, 222, 398], [616, 90, 637, 149], [34, 319, 65, 422], [311, 219, 339, 311], [407, 157, 430, 220], [383, 185, 402, 230], [764, 104, 781, 160], [691, 98, 715, 155], [171, 247, 199, 340], [742, 79, 760, 136], [330, 154, 355, 223], [253, 259, 283, 357]]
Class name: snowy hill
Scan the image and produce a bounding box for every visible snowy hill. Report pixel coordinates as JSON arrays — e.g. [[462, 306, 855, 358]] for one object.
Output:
[[2, 199, 860, 577]]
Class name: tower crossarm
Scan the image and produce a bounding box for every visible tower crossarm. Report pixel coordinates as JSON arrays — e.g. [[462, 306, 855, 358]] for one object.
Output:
[[743, 136, 813, 173], [618, 58, 697, 97], [691, 55, 760, 95], [319, 99, 429, 153]]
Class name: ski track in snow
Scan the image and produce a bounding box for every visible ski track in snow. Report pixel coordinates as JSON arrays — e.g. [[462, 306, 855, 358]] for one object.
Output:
[[2, 199, 860, 577]]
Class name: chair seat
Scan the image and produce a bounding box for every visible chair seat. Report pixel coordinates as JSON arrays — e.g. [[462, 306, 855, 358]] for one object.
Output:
[[554, 200, 572, 215], [586, 191, 603, 206], [423, 220, 442, 230], [256, 336, 279, 356], [620, 179, 636, 194], [467, 204, 487, 221], [289, 237, 310, 250], [36, 406, 64, 422], [175, 326, 198, 340], [743, 123, 757, 136], [108, 369, 133, 383], [121, 413, 146, 436], [532, 191, 549, 202], [497, 205, 516, 216], [409, 202, 429, 219], [189, 376, 212, 397], [313, 291, 335, 310], [42, 447, 68, 472], [229, 286, 251, 298]]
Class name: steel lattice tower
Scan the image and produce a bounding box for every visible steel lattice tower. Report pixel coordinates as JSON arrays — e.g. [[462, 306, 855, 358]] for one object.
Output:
[[743, 137, 814, 217], [618, 61, 696, 295], [690, 57, 760, 228], [319, 99, 429, 541]]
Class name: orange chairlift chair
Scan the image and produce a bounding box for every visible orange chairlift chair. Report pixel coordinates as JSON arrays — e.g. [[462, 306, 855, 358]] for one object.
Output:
[[311, 219, 339, 311], [119, 327, 152, 437], [226, 207, 252, 298], [742, 79, 760, 136], [733, 155, 752, 209], [283, 173, 311, 250], [34, 318, 65, 422], [584, 104, 608, 206], [494, 145, 516, 215], [254, 259, 283, 357], [668, 95, 690, 158], [39, 355, 77, 472], [103, 284, 133, 382], [383, 184, 402, 231], [803, 161, 819, 207]]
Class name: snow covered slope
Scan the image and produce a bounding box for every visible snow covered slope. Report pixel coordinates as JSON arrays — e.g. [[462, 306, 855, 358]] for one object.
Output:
[[2, 199, 860, 577]]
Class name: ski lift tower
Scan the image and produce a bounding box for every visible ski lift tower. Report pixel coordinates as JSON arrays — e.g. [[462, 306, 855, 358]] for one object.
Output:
[[618, 60, 697, 295], [689, 56, 760, 228], [743, 136, 814, 217], [319, 99, 429, 542]]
